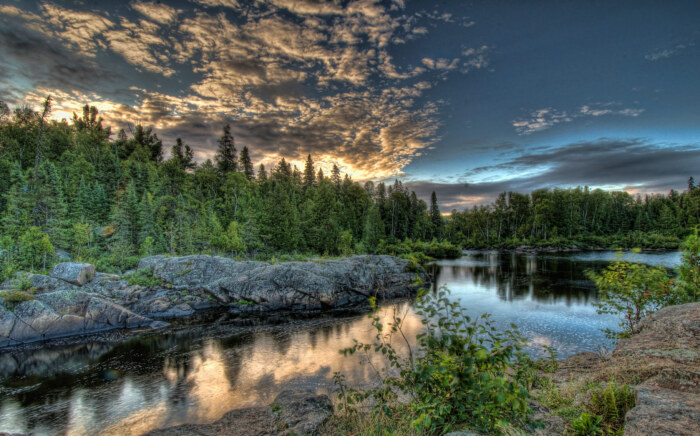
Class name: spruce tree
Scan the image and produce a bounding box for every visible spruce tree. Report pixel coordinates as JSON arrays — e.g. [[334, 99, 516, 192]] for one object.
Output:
[[215, 124, 237, 174], [430, 191, 443, 239], [33, 161, 68, 248], [171, 138, 195, 170], [111, 182, 141, 252], [331, 164, 341, 187], [257, 163, 267, 183], [239, 146, 254, 180], [1, 163, 32, 239], [303, 154, 315, 188]]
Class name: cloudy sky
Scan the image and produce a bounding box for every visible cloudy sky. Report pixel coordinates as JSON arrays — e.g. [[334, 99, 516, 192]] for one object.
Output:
[[1, 0, 699, 210]]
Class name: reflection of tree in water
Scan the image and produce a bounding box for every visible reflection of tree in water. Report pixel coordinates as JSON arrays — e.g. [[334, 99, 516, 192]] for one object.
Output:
[[436, 253, 599, 306]]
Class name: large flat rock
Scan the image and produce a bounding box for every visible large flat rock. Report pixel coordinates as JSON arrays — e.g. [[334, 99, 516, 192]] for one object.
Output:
[[50, 262, 95, 286]]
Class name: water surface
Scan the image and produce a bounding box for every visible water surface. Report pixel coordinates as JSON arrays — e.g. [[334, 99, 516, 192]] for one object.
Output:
[[0, 250, 680, 435]]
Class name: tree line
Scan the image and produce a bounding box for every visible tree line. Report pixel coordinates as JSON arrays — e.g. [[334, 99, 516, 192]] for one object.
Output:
[[0, 98, 695, 275], [444, 182, 700, 249], [0, 99, 448, 274]]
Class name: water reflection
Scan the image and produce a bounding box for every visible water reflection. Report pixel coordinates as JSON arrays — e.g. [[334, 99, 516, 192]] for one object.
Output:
[[0, 251, 681, 435]]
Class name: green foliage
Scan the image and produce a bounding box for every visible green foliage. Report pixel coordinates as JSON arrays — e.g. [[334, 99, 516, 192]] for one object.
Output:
[[337, 229, 353, 256], [17, 226, 53, 271], [679, 232, 700, 301], [2, 99, 695, 275], [126, 267, 162, 287], [445, 187, 697, 249], [569, 412, 604, 436], [378, 238, 461, 260], [335, 288, 532, 434], [588, 380, 635, 435], [587, 260, 682, 338]]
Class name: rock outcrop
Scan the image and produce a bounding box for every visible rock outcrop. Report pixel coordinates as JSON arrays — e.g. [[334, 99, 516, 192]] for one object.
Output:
[[144, 389, 332, 436], [0, 255, 426, 348], [138, 254, 424, 312], [615, 302, 700, 436], [0, 290, 166, 347], [548, 302, 700, 436], [50, 262, 95, 286]]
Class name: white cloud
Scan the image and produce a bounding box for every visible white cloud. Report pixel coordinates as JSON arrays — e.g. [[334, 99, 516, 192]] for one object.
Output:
[[514, 103, 644, 135]]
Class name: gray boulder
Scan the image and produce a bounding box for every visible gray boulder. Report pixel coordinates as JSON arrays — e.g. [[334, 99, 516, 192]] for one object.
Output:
[[50, 262, 95, 286]]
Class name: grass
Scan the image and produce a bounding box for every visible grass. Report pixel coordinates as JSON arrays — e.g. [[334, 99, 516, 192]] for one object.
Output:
[[0, 289, 36, 310]]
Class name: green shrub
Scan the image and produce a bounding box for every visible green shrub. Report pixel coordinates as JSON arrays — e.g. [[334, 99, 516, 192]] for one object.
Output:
[[335, 287, 532, 434], [588, 380, 635, 434], [587, 260, 683, 338], [126, 267, 163, 287], [569, 412, 604, 436]]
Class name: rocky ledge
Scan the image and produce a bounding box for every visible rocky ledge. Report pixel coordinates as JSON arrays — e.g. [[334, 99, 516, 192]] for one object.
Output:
[[548, 302, 700, 436], [0, 255, 426, 347], [144, 390, 332, 436]]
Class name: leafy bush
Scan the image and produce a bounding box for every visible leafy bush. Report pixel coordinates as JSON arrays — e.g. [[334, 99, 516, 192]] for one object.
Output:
[[587, 260, 683, 338], [335, 287, 532, 434]]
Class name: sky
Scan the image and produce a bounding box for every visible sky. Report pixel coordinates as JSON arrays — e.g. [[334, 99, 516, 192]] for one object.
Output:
[[1, 0, 699, 210]]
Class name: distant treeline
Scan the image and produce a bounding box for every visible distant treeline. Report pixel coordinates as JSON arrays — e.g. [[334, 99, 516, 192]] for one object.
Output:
[[0, 100, 451, 275], [444, 183, 700, 249]]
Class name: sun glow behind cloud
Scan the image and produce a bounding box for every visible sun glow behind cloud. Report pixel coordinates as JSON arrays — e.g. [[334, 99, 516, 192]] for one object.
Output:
[[2, 0, 488, 180]]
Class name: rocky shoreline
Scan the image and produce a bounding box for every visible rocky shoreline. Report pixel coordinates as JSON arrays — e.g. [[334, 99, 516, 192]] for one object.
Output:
[[540, 302, 700, 435], [0, 255, 427, 348]]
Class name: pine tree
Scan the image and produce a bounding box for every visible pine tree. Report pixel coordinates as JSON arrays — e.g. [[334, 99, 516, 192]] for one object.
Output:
[[257, 163, 268, 183], [111, 183, 141, 251], [215, 124, 237, 174], [1, 163, 32, 239], [331, 164, 341, 187], [689, 176, 695, 192], [171, 138, 195, 170], [239, 146, 254, 180], [430, 191, 443, 239], [138, 192, 165, 253], [303, 154, 315, 188], [33, 161, 68, 248]]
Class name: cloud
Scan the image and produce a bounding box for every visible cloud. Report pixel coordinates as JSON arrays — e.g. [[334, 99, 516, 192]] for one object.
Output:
[[644, 43, 693, 61], [104, 17, 177, 76], [424, 138, 700, 209], [0, 12, 120, 100], [461, 45, 490, 73], [512, 108, 573, 135], [131, 1, 180, 25], [513, 102, 644, 135], [5, 0, 479, 179]]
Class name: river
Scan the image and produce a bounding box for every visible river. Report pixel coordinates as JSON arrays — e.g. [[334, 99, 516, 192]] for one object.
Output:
[[0, 250, 681, 435]]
